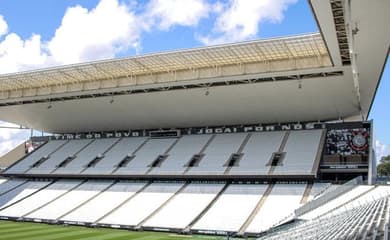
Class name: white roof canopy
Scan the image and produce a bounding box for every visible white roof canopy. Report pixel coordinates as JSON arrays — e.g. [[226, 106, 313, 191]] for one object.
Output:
[[0, 34, 328, 92]]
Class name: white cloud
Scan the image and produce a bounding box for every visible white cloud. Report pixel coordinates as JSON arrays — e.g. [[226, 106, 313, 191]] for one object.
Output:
[[0, 122, 18, 140], [0, 139, 22, 158], [376, 140, 390, 163], [198, 0, 298, 45], [0, 0, 142, 73], [0, 15, 8, 37], [145, 0, 211, 31], [0, 33, 48, 74], [0, 0, 298, 74], [48, 0, 140, 65], [0, 122, 30, 157]]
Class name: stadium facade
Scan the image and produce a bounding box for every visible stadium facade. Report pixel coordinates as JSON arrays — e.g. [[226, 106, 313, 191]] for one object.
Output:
[[0, 0, 389, 239]]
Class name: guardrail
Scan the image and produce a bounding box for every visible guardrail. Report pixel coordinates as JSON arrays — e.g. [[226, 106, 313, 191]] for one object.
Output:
[[294, 176, 363, 217]]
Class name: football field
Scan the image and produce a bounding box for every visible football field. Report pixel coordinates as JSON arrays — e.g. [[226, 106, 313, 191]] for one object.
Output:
[[0, 221, 231, 240]]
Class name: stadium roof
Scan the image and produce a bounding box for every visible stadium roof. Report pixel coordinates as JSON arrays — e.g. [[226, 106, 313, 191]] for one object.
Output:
[[0, 33, 328, 92], [0, 0, 388, 133]]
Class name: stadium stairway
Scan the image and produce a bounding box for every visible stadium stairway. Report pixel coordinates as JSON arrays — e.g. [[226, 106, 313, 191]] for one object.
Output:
[[183, 183, 229, 233], [144, 137, 182, 175], [4, 140, 66, 174], [310, 130, 326, 175], [110, 138, 150, 174], [0, 180, 53, 212], [24, 180, 112, 222], [300, 182, 314, 204], [54, 139, 117, 174], [267, 131, 290, 175], [94, 181, 151, 224], [21, 180, 86, 219], [182, 134, 216, 174], [50, 139, 94, 174], [0, 179, 28, 197], [23, 140, 69, 174], [136, 182, 188, 229], [237, 183, 274, 235], [80, 138, 122, 173], [58, 181, 117, 221], [223, 133, 252, 174]]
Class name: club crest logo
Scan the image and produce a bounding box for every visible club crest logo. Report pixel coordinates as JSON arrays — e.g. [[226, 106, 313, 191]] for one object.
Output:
[[350, 130, 368, 151]]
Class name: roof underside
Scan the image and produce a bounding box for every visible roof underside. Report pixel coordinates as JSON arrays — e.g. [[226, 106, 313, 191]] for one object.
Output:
[[0, 0, 388, 133]]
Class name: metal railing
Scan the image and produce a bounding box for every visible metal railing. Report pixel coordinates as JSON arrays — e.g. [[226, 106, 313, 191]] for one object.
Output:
[[294, 176, 363, 217]]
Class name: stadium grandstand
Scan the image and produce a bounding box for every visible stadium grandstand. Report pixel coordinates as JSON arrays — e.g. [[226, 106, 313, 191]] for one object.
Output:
[[0, 0, 389, 239]]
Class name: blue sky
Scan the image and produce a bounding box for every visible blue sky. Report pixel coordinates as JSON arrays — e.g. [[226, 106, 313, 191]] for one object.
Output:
[[0, 0, 388, 159]]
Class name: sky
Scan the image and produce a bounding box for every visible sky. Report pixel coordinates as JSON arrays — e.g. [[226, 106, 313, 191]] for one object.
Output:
[[0, 0, 388, 160]]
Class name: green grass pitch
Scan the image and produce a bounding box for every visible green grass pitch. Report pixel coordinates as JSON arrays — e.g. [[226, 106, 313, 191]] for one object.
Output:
[[0, 220, 233, 240]]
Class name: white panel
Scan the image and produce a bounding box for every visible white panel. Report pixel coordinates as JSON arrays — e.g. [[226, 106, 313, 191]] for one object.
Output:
[[246, 184, 307, 233], [187, 133, 247, 175], [61, 181, 147, 223], [99, 182, 184, 226], [143, 183, 224, 229], [150, 135, 212, 175], [26, 180, 112, 220], [5, 141, 67, 174], [83, 137, 147, 175], [0, 180, 81, 217], [192, 184, 267, 232], [229, 132, 285, 175]]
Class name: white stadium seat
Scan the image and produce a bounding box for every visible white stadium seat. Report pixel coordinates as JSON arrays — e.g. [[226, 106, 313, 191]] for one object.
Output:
[[0, 180, 82, 217], [258, 197, 388, 240], [0, 180, 52, 210], [299, 185, 374, 220], [229, 131, 285, 175], [149, 135, 212, 175], [82, 137, 148, 174], [272, 130, 323, 175], [143, 183, 225, 229], [5, 140, 67, 174], [186, 133, 248, 175], [192, 184, 268, 232], [54, 138, 118, 174], [61, 181, 147, 223], [99, 182, 184, 226], [245, 183, 307, 233], [25, 180, 112, 220], [0, 4, 387, 236], [12, 130, 324, 177], [114, 138, 177, 175], [0, 179, 27, 195], [28, 139, 93, 174]]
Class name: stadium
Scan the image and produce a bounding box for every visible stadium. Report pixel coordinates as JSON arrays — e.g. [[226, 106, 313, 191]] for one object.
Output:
[[0, 0, 389, 239]]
